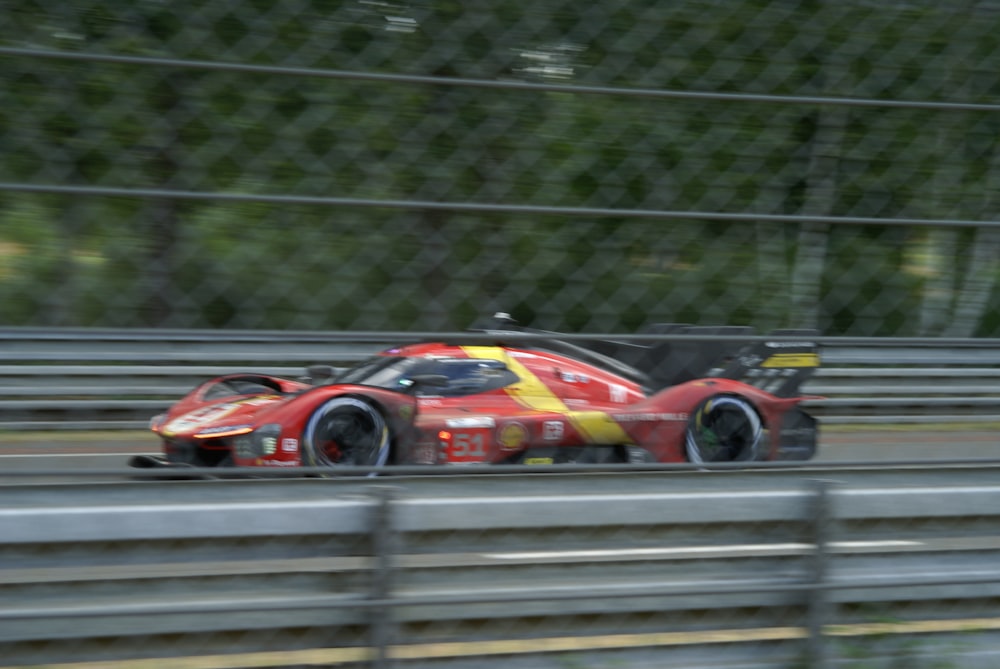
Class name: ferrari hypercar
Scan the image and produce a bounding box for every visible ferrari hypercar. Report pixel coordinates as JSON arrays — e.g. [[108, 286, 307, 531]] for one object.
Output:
[[135, 315, 821, 471]]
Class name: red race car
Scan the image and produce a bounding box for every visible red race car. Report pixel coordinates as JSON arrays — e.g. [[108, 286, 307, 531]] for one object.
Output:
[[134, 315, 821, 471]]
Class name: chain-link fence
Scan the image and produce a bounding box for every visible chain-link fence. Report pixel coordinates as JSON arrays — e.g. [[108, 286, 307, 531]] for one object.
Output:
[[3, 1, 1000, 335]]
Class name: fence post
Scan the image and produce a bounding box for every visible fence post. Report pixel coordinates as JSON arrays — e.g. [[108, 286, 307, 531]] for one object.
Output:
[[370, 486, 398, 669], [806, 479, 833, 669]]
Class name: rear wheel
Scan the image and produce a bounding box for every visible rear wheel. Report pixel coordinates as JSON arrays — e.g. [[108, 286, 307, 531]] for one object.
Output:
[[303, 397, 390, 469], [685, 395, 762, 464]]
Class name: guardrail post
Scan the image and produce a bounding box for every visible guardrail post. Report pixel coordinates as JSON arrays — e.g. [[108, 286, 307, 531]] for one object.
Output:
[[370, 486, 398, 669], [806, 479, 833, 669]]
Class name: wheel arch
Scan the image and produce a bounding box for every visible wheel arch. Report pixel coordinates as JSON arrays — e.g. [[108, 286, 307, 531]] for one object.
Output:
[[301, 393, 395, 469]]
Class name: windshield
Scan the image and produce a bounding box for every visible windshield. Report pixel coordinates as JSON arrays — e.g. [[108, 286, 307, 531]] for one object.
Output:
[[335, 355, 519, 396], [334, 356, 429, 390]]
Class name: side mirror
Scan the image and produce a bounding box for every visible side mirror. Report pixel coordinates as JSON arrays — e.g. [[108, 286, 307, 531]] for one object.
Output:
[[402, 374, 450, 392], [306, 364, 337, 385]]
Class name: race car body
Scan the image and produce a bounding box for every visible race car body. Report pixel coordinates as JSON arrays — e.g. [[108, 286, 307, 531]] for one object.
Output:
[[139, 317, 821, 470]]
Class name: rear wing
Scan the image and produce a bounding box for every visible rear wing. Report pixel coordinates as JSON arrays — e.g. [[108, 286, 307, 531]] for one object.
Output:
[[706, 329, 820, 398], [588, 325, 820, 397]]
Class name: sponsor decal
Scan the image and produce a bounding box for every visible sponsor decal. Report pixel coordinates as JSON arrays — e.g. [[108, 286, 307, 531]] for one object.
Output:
[[497, 421, 529, 450], [542, 420, 565, 441], [281, 438, 299, 453], [524, 457, 553, 465], [609, 384, 630, 403], [612, 412, 689, 423], [255, 459, 300, 467], [446, 417, 496, 429]]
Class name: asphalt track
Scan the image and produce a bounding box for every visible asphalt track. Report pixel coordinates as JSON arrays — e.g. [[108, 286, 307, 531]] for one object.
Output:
[[0, 427, 997, 470]]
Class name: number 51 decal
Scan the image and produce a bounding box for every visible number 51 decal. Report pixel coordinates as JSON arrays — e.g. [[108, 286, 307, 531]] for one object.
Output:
[[440, 428, 489, 462]]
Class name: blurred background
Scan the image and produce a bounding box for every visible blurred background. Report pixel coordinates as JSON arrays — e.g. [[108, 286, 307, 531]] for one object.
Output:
[[3, 0, 1000, 335]]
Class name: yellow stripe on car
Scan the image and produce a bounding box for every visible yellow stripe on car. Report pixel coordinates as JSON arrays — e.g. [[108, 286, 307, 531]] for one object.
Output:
[[760, 352, 820, 368], [569, 410, 636, 443], [461, 346, 632, 444]]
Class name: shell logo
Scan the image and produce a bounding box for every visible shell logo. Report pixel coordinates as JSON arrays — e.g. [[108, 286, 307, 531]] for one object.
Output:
[[497, 421, 529, 450]]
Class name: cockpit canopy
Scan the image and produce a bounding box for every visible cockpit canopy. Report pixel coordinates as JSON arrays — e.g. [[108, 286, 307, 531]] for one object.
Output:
[[337, 356, 518, 397]]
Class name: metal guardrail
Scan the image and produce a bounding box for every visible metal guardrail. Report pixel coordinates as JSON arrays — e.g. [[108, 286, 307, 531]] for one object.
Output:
[[4, 329, 1000, 429], [3, 469, 1000, 668]]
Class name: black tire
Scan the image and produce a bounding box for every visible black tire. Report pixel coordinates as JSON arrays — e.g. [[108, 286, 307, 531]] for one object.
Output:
[[303, 397, 390, 469], [684, 395, 762, 464]]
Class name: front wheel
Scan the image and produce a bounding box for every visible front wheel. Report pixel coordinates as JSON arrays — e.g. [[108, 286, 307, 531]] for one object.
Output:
[[303, 397, 390, 469], [685, 395, 762, 464]]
